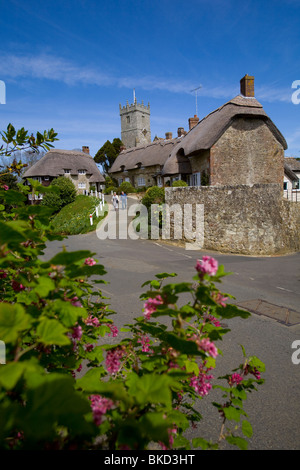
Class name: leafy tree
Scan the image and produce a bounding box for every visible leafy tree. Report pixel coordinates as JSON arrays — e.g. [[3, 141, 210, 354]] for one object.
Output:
[[94, 138, 123, 173], [0, 168, 18, 191], [41, 176, 76, 212], [141, 186, 165, 210], [0, 123, 58, 180], [118, 181, 136, 194], [172, 180, 188, 187]]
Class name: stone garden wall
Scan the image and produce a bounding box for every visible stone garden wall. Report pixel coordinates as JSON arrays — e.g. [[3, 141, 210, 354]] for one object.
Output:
[[165, 183, 300, 255]]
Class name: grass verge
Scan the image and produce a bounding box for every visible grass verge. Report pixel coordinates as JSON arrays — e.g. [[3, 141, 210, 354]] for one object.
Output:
[[50, 195, 108, 235]]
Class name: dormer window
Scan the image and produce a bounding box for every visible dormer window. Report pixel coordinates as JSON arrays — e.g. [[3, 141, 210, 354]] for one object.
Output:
[[78, 169, 86, 175], [64, 169, 71, 174]]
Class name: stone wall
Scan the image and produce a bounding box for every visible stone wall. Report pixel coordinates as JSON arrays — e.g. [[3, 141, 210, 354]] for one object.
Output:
[[165, 183, 300, 255], [210, 117, 284, 186]]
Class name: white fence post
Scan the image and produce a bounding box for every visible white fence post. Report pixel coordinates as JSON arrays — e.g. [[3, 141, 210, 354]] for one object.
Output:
[[90, 214, 93, 226]]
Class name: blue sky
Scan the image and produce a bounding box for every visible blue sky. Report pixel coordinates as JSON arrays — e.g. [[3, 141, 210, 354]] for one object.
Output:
[[1, 0, 300, 159]]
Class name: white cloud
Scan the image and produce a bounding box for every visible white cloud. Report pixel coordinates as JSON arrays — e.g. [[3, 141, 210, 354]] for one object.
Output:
[[0, 53, 292, 105]]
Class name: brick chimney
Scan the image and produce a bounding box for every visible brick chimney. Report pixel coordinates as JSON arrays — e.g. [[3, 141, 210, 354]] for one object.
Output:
[[177, 127, 186, 137], [240, 74, 255, 97], [165, 132, 173, 140], [82, 146, 90, 154], [188, 115, 199, 130]]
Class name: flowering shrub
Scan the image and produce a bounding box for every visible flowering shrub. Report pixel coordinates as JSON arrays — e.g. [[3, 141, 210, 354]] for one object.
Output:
[[0, 145, 265, 449]]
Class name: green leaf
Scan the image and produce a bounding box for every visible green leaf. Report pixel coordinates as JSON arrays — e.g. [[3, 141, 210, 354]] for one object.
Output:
[[248, 355, 266, 372], [184, 360, 199, 375], [20, 374, 93, 440], [0, 221, 27, 245], [126, 373, 173, 408], [47, 250, 93, 266], [0, 303, 32, 344], [192, 437, 218, 450], [32, 276, 55, 298], [0, 362, 27, 389], [216, 303, 251, 319], [223, 406, 245, 422], [0, 359, 43, 389], [155, 272, 177, 279], [53, 300, 87, 327], [242, 420, 253, 437], [226, 435, 248, 450], [36, 318, 70, 346]]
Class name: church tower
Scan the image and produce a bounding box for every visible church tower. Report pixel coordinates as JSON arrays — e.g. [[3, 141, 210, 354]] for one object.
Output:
[[119, 96, 151, 149]]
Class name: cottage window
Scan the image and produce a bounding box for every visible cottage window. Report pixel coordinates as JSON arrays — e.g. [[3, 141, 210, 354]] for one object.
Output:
[[44, 176, 49, 181], [191, 172, 201, 186], [137, 177, 145, 186], [118, 178, 123, 185], [283, 182, 287, 190], [64, 169, 71, 174], [78, 169, 86, 175], [78, 183, 86, 189], [292, 180, 300, 190], [157, 176, 163, 187]]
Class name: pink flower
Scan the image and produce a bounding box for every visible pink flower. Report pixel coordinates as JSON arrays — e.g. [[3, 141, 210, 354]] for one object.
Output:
[[85, 315, 100, 327], [89, 395, 114, 426], [198, 338, 218, 358], [137, 334, 151, 352], [229, 373, 243, 386], [204, 314, 221, 327], [0, 270, 7, 279], [3, 185, 9, 191], [159, 426, 177, 450], [212, 291, 228, 307], [71, 325, 83, 341], [143, 295, 164, 320], [85, 343, 94, 352], [195, 256, 218, 277], [105, 348, 124, 374], [71, 296, 82, 307], [11, 280, 25, 292], [84, 257, 96, 266], [190, 372, 213, 397], [107, 323, 119, 337]]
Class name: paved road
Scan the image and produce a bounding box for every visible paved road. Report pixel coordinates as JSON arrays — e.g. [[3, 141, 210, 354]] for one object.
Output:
[[43, 197, 300, 450]]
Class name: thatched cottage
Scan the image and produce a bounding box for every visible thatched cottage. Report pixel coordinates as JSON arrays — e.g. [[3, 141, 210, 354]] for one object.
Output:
[[109, 135, 183, 188], [162, 75, 287, 187], [23, 146, 105, 201], [284, 157, 300, 200]]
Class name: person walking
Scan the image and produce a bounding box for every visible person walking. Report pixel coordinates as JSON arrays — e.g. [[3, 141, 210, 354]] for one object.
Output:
[[112, 192, 119, 211], [121, 191, 127, 210]]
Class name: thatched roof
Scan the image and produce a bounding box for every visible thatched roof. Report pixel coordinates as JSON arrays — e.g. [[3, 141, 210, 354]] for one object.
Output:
[[23, 149, 105, 182], [284, 157, 300, 172], [284, 163, 298, 182], [162, 95, 288, 176], [109, 138, 180, 174]]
